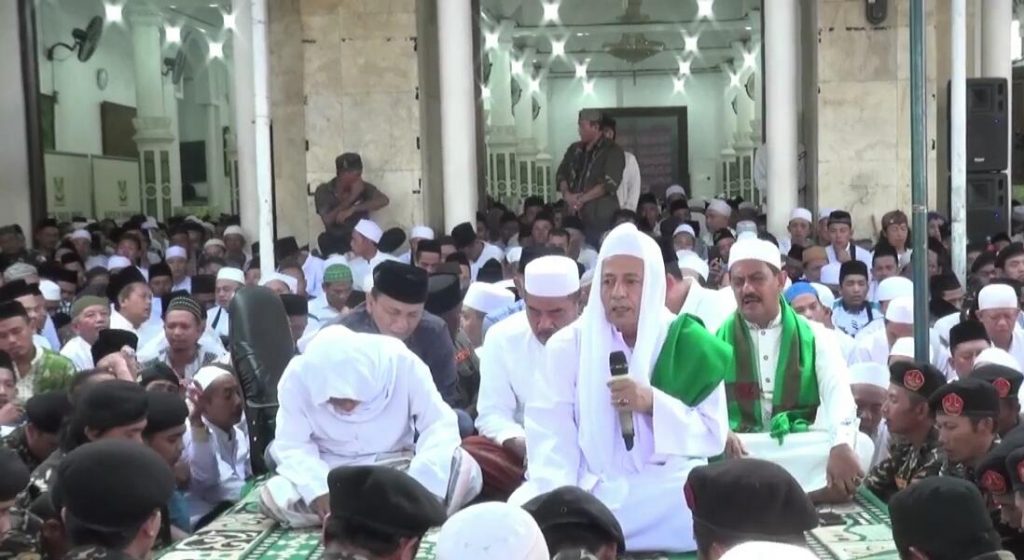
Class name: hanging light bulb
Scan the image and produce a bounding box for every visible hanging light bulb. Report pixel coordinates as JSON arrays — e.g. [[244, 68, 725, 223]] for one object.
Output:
[[673, 76, 686, 94], [729, 71, 741, 88], [678, 58, 691, 76], [697, 0, 714, 19], [551, 37, 566, 57], [743, 48, 758, 69], [542, 1, 561, 23], [165, 25, 181, 44], [208, 40, 223, 59], [481, 85, 491, 99], [684, 33, 700, 53], [104, 2, 123, 24], [485, 30, 499, 50], [529, 77, 541, 93], [583, 79, 595, 95], [222, 11, 236, 30], [574, 60, 589, 79], [511, 58, 525, 75]]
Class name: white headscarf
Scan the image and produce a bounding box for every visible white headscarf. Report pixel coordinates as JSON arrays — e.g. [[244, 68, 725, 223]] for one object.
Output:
[[577, 223, 673, 481]]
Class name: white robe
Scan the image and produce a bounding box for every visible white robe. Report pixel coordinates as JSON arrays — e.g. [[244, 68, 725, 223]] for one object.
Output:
[[995, 328, 1024, 372], [348, 251, 399, 291], [172, 277, 193, 294], [209, 306, 230, 339], [475, 311, 542, 444], [302, 254, 325, 298], [470, 242, 506, 281], [678, 277, 736, 334], [184, 417, 252, 524], [616, 152, 642, 211], [41, 316, 59, 351], [59, 336, 93, 371], [109, 308, 165, 350]]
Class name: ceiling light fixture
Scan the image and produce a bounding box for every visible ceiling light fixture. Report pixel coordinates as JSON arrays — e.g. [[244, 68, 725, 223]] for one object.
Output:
[[697, 0, 714, 19], [743, 49, 758, 69], [574, 60, 588, 79], [104, 2, 123, 24], [542, 1, 560, 23], [222, 11, 235, 30], [485, 30, 499, 50], [684, 33, 700, 53], [165, 25, 181, 44], [511, 57, 524, 75], [583, 79, 595, 95], [551, 37, 565, 57], [678, 58, 691, 75], [529, 77, 541, 93], [674, 76, 686, 93], [729, 71, 741, 88], [208, 40, 223, 59], [481, 85, 491, 99]]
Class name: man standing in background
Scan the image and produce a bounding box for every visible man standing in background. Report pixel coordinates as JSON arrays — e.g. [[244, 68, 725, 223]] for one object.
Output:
[[314, 153, 390, 253], [557, 109, 625, 246]]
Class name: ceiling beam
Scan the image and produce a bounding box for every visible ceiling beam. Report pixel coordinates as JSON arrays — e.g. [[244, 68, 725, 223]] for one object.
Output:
[[510, 17, 755, 37]]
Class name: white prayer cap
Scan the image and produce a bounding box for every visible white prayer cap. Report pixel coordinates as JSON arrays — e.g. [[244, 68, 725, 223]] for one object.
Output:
[[464, 282, 515, 315], [876, 277, 914, 303], [975, 347, 1023, 371], [665, 184, 687, 198], [141, 216, 159, 230], [885, 296, 914, 323], [106, 255, 131, 270], [166, 245, 188, 260], [820, 263, 841, 286], [524, 255, 580, 298], [436, 502, 549, 560], [978, 283, 1019, 311], [818, 208, 835, 221], [890, 337, 915, 359], [707, 199, 732, 217], [38, 280, 60, 302], [580, 267, 595, 287], [193, 364, 233, 392], [673, 223, 696, 238], [736, 220, 758, 235], [223, 225, 245, 238], [354, 219, 383, 244], [495, 278, 515, 291], [790, 207, 813, 223], [259, 271, 297, 294], [727, 238, 780, 270], [70, 229, 91, 241], [204, 238, 225, 249], [409, 225, 435, 240], [811, 283, 835, 309], [505, 246, 523, 264], [720, 541, 817, 560], [216, 267, 245, 285], [738, 201, 755, 211], [677, 250, 709, 281]]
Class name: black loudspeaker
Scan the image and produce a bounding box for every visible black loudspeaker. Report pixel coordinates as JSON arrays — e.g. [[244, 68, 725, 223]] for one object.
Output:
[[947, 78, 1009, 172], [955, 172, 1009, 243]]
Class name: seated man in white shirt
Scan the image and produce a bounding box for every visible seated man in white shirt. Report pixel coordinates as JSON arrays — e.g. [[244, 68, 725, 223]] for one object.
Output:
[[451, 222, 505, 282], [166, 246, 192, 293], [184, 364, 251, 526], [307, 262, 353, 328], [460, 281, 515, 349], [947, 320, 992, 379], [848, 363, 891, 468], [139, 295, 223, 383], [852, 296, 915, 366], [346, 219, 398, 292], [209, 267, 244, 341], [666, 247, 735, 334], [261, 326, 481, 528], [976, 283, 1024, 368], [824, 211, 872, 268], [59, 295, 110, 370], [783, 282, 855, 362], [108, 267, 162, 349], [399, 226, 434, 265]]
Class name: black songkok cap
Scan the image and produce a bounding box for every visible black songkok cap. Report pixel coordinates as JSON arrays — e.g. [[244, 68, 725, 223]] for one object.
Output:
[[0, 448, 29, 501], [996, 242, 1024, 270], [972, 364, 1024, 400], [166, 294, 205, 322], [106, 266, 146, 303], [378, 228, 407, 254], [25, 390, 72, 434], [975, 427, 1024, 496], [416, 239, 441, 256], [424, 273, 462, 316], [1005, 446, 1024, 492], [148, 262, 172, 280], [684, 458, 817, 540], [373, 261, 429, 305], [929, 378, 999, 418], [889, 361, 947, 400], [0, 280, 40, 302], [949, 320, 990, 351], [274, 236, 300, 263], [828, 210, 853, 227], [191, 274, 216, 295], [335, 152, 363, 171], [522, 486, 625, 553], [637, 192, 658, 207], [139, 362, 179, 389], [476, 259, 503, 284], [42, 265, 78, 286], [143, 391, 188, 437], [54, 440, 174, 532], [839, 260, 869, 284], [0, 300, 27, 321], [327, 465, 445, 537], [280, 294, 308, 317], [450, 222, 477, 250], [90, 328, 138, 365], [889, 477, 999, 559]]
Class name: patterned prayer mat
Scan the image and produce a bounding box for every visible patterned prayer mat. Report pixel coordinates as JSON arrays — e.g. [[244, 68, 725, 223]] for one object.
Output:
[[157, 484, 898, 560]]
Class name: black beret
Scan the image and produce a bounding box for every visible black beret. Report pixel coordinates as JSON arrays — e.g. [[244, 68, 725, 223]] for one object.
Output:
[[450, 222, 477, 249], [684, 458, 817, 540], [148, 262, 172, 280], [949, 320, 989, 350], [335, 152, 362, 171], [828, 210, 853, 226], [166, 294, 205, 322], [996, 242, 1024, 269], [522, 486, 625, 553], [889, 361, 946, 400], [54, 440, 174, 531], [106, 266, 146, 303], [424, 273, 462, 316], [143, 391, 188, 437], [1005, 446, 1024, 492], [42, 265, 78, 286], [274, 236, 300, 262], [378, 228, 407, 254], [73, 380, 148, 433], [91, 329, 138, 365], [929, 378, 999, 418], [280, 294, 308, 317], [476, 259, 503, 284], [517, 246, 565, 275], [373, 261, 429, 305], [637, 193, 658, 207], [327, 465, 445, 537], [0, 279, 41, 302], [416, 239, 441, 256], [0, 300, 28, 321], [25, 390, 72, 434], [972, 364, 1024, 400], [0, 448, 29, 501], [191, 274, 216, 295], [889, 477, 999, 558], [139, 362, 180, 389], [975, 427, 1024, 496], [839, 260, 869, 283]]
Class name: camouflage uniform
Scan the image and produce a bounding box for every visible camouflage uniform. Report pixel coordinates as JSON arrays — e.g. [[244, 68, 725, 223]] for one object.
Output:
[[453, 329, 480, 415], [0, 507, 43, 559], [939, 437, 999, 480], [864, 428, 942, 502], [61, 546, 135, 560], [0, 427, 41, 473], [17, 451, 62, 511]]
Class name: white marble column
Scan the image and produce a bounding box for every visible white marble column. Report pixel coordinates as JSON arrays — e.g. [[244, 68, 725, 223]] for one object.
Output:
[[437, 0, 479, 231], [750, 28, 763, 145], [764, 0, 799, 236], [514, 49, 538, 155], [486, 25, 518, 204], [204, 103, 225, 212], [232, 0, 258, 239], [981, 0, 1013, 178], [532, 79, 553, 199]]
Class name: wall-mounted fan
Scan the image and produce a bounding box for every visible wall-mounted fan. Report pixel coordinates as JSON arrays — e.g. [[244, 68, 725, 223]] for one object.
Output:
[[163, 50, 186, 85], [46, 15, 103, 62]]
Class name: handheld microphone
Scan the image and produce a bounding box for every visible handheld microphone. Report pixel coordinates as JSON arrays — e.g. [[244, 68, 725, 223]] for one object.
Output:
[[609, 350, 634, 451]]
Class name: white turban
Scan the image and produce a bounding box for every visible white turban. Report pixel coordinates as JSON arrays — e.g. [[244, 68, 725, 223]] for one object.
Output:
[[975, 347, 1023, 371], [889, 337, 915, 359], [216, 267, 245, 285], [223, 225, 245, 238], [789, 207, 813, 223], [259, 271, 297, 294], [106, 256, 132, 270], [673, 223, 696, 238], [728, 238, 781, 270], [665, 184, 687, 199], [38, 280, 61, 302], [707, 199, 732, 217], [720, 541, 817, 560], [524, 256, 580, 298], [820, 263, 841, 286], [354, 219, 383, 244], [811, 283, 835, 309], [410, 226, 434, 241], [193, 365, 233, 392], [876, 277, 914, 303], [436, 503, 548, 560], [885, 296, 914, 323], [166, 246, 188, 260]]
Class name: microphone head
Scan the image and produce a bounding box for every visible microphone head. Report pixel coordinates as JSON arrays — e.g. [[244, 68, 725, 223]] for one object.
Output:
[[609, 350, 628, 376]]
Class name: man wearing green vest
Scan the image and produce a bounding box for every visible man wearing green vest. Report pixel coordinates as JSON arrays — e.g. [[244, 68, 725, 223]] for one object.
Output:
[[718, 237, 870, 504]]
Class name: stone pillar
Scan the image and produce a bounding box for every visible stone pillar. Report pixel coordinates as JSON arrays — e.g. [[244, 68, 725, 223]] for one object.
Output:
[[764, 0, 799, 237], [232, 0, 258, 238], [512, 48, 538, 204], [486, 26, 519, 206], [127, 3, 181, 220], [721, 62, 738, 198], [981, 0, 1012, 178], [532, 79, 553, 201], [750, 26, 763, 146], [437, 0, 479, 231], [204, 102, 225, 213]]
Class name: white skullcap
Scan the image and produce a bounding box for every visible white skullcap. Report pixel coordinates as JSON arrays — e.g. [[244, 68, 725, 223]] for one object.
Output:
[[38, 280, 61, 302], [106, 256, 131, 270], [677, 250, 709, 281], [728, 238, 781, 270], [673, 223, 696, 238], [524, 256, 580, 298], [193, 365, 233, 392], [495, 278, 515, 291], [410, 225, 435, 240], [876, 277, 914, 302], [811, 283, 835, 309], [580, 267, 595, 287], [889, 337, 915, 359], [665, 184, 687, 198], [436, 502, 549, 560], [354, 219, 383, 244], [738, 202, 755, 211], [223, 225, 245, 238], [166, 245, 188, 260], [978, 283, 1019, 311], [70, 229, 91, 241], [464, 282, 515, 315], [736, 231, 758, 242], [505, 246, 523, 264], [216, 267, 245, 284], [736, 221, 758, 235], [259, 271, 297, 294], [975, 347, 1023, 371], [720, 541, 817, 560], [820, 263, 841, 285], [204, 238, 225, 249], [142, 216, 159, 230], [885, 296, 914, 323], [819, 208, 835, 221], [707, 199, 732, 217], [790, 207, 813, 223]]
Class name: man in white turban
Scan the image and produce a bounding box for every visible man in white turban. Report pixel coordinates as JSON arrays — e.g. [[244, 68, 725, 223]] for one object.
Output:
[[511, 223, 730, 552]]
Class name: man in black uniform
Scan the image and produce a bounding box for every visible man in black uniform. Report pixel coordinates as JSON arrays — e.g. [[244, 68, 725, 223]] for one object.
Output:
[[975, 428, 1024, 557], [556, 109, 625, 246], [972, 364, 1024, 437], [1, 391, 71, 472], [314, 153, 390, 253], [931, 379, 1000, 480], [522, 485, 624, 560]]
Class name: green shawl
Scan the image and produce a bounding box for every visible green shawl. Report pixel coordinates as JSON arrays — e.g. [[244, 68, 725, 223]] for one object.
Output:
[[650, 314, 733, 407], [716, 299, 820, 435]]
